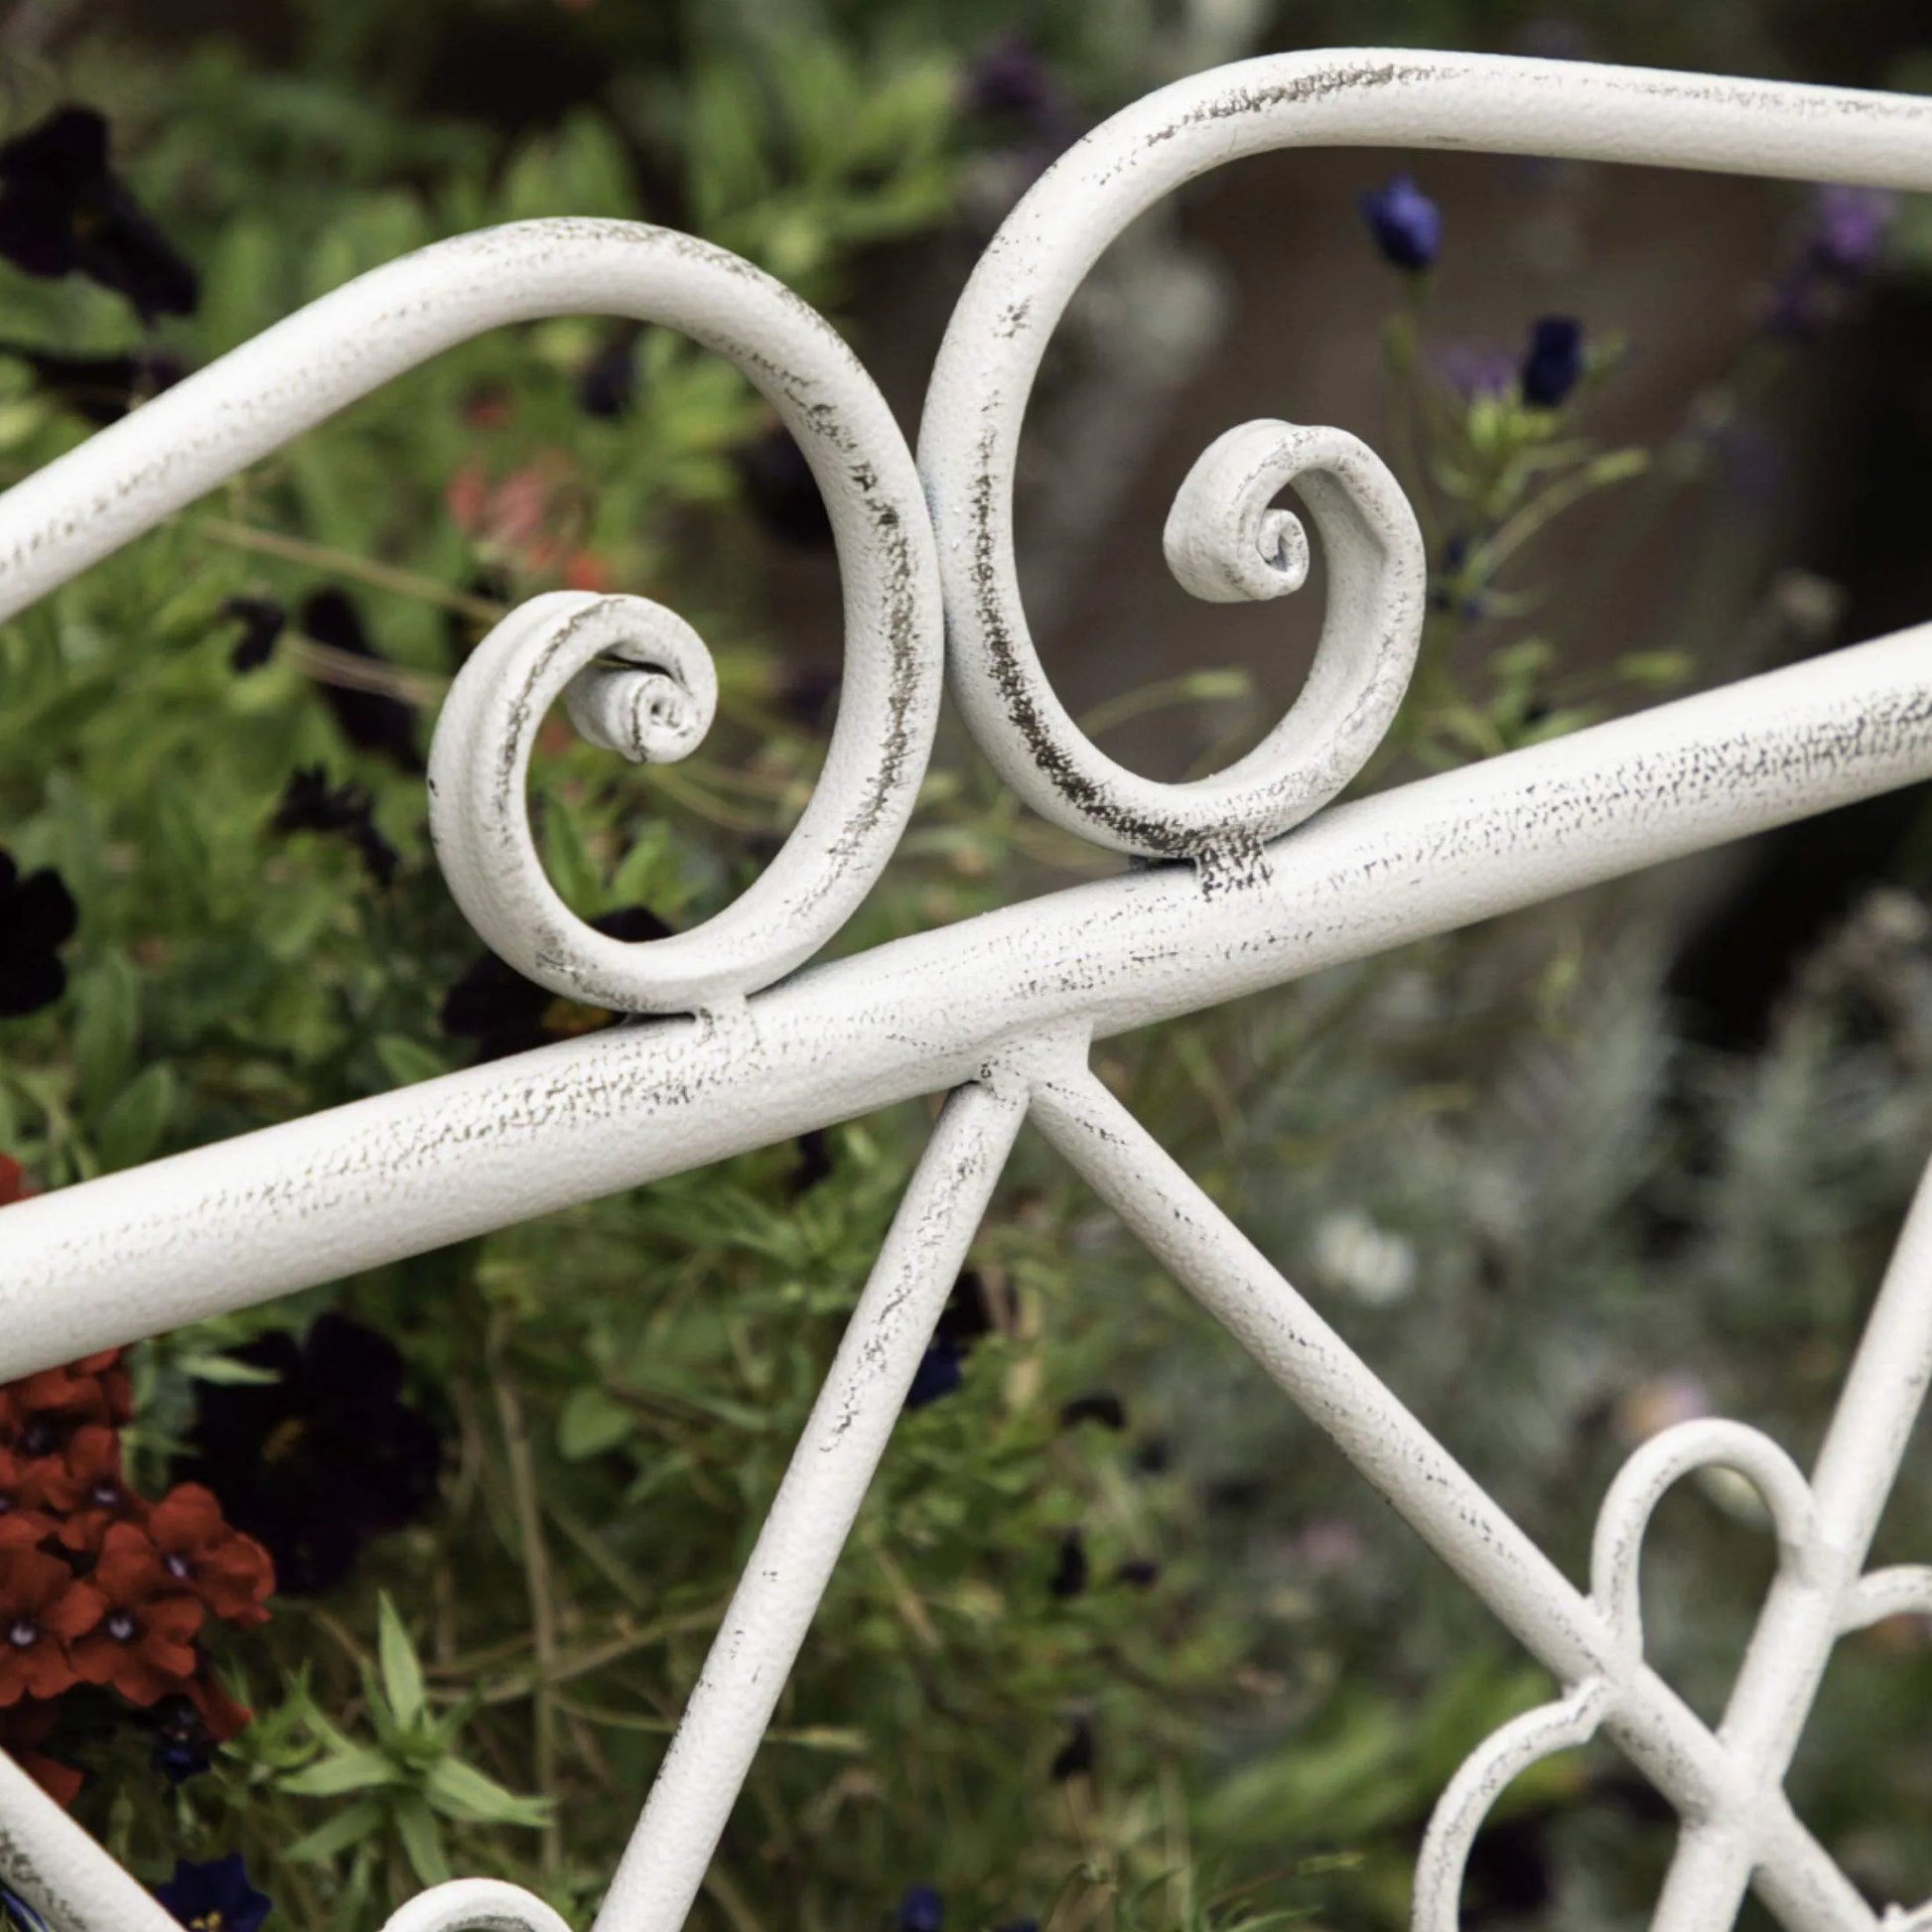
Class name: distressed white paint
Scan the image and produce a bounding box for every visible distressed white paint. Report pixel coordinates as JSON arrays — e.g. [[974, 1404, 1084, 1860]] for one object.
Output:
[[3, 43, 1932, 1932]]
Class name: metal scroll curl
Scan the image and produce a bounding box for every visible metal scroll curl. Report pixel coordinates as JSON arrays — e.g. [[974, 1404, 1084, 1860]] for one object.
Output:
[[922, 264, 1427, 862], [917, 45, 1932, 865], [0, 217, 947, 1018]]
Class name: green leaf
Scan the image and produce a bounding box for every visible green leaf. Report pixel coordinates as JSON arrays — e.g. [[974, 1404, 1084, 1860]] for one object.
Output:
[[70, 953, 140, 1114], [558, 1384, 633, 1461], [1616, 650, 1693, 689], [280, 1744, 404, 1798], [373, 1035, 450, 1088], [423, 1754, 555, 1829], [172, 1352, 285, 1387], [377, 1592, 427, 1727], [93, 1063, 177, 1173], [391, 1792, 453, 1888], [284, 1799, 385, 1864], [540, 793, 603, 916]]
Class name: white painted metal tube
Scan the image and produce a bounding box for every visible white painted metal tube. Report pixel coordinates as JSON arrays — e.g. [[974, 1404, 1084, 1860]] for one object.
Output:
[[6, 623, 1932, 1368], [1023, 1059, 1874, 1932], [0, 1751, 181, 1932], [1649, 1152, 1932, 1930], [589, 1078, 1026, 1932]]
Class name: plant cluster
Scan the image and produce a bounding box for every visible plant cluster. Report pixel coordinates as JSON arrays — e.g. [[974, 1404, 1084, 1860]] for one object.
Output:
[[0, 1330, 270, 1807]]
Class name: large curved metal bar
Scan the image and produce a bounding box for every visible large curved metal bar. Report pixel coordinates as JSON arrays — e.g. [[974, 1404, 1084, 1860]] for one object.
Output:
[[920, 48, 1932, 859], [1411, 1682, 1613, 1932], [6, 621, 1931, 1364], [0, 217, 944, 1014]]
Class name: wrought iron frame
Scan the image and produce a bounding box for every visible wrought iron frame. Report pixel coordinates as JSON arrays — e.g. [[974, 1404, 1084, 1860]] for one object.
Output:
[[4, 45, 1932, 1932]]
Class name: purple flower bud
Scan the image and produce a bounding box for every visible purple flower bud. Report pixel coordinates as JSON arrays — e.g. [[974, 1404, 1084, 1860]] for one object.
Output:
[[1436, 340, 1517, 402], [1358, 174, 1441, 272], [966, 39, 1060, 125], [1807, 184, 1896, 279], [904, 1336, 964, 1411], [897, 1887, 944, 1932], [1520, 316, 1584, 409]]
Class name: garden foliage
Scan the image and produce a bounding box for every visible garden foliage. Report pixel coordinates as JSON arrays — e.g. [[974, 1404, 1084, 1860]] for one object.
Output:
[[0, 6, 1929, 1931]]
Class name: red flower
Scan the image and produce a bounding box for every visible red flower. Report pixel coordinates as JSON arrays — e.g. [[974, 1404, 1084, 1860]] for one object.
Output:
[[0, 1511, 54, 1551], [445, 451, 594, 580], [55, 1426, 149, 1553], [0, 1696, 82, 1807], [0, 1540, 100, 1706], [0, 1154, 28, 1206], [8, 1350, 132, 1433], [68, 1523, 202, 1706], [146, 1486, 274, 1629], [183, 1663, 251, 1743], [0, 1443, 78, 1520]]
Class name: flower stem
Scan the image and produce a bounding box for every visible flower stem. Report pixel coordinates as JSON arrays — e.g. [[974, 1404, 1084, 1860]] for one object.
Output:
[[488, 1311, 563, 1878]]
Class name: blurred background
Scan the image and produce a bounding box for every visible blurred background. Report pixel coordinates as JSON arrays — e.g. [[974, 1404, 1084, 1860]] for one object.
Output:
[[3, 3, 1932, 1930]]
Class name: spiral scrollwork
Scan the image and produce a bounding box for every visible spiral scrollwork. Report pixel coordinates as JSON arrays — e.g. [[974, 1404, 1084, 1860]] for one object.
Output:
[[919, 70, 1450, 862], [924, 393, 1425, 861], [431, 582, 880, 1016], [0, 217, 945, 1020]]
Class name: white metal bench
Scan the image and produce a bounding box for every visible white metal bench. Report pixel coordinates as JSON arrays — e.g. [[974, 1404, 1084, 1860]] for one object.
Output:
[[5, 47, 1932, 1932]]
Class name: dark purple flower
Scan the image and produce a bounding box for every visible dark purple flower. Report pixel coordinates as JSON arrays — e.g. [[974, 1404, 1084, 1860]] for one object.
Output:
[[147, 1693, 213, 1784], [271, 766, 398, 889], [578, 329, 639, 420], [1765, 185, 1899, 338], [1115, 1558, 1161, 1588], [735, 424, 832, 548], [934, 1270, 996, 1347], [1807, 184, 1896, 278], [1433, 532, 1491, 623], [0, 340, 185, 425], [1047, 1530, 1087, 1599], [441, 906, 672, 1063], [154, 1854, 271, 1932], [1359, 175, 1441, 272], [897, 1887, 943, 1932], [298, 589, 422, 772], [966, 39, 1055, 121], [902, 1272, 1003, 1412], [965, 39, 1075, 152], [176, 1312, 442, 1597], [789, 1129, 835, 1198], [0, 107, 197, 322], [0, 1886, 49, 1932], [222, 597, 285, 673], [1049, 1715, 1094, 1781], [1058, 1391, 1126, 1431], [1520, 316, 1584, 409], [904, 1337, 964, 1412], [0, 851, 77, 1019]]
